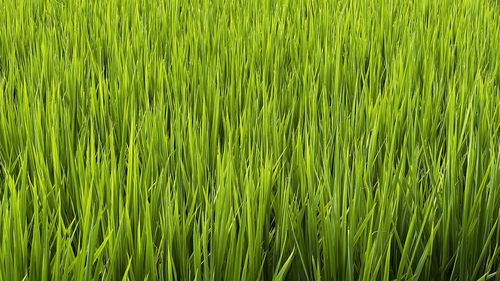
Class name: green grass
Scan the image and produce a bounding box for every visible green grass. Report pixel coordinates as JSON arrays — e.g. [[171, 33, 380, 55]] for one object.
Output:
[[0, 0, 499, 280]]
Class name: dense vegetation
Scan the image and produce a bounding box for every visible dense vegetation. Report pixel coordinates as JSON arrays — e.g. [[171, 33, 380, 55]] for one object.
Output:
[[0, 0, 499, 280]]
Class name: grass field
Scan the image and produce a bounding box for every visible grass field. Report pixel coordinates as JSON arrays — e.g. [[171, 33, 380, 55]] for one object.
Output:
[[0, 0, 499, 280]]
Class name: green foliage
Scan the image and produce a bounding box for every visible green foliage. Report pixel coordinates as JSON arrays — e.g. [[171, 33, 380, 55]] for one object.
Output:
[[0, 0, 499, 280]]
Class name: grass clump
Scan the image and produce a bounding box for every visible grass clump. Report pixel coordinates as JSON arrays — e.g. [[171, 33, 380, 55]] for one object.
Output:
[[0, 0, 499, 280]]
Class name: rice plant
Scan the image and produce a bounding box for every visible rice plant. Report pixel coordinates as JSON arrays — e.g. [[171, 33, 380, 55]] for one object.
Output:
[[0, 0, 499, 280]]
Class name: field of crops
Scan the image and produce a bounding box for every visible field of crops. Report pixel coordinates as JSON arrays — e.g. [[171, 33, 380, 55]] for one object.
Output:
[[0, 0, 499, 280]]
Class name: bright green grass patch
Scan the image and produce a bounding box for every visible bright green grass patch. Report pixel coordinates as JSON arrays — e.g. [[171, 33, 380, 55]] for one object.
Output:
[[0, 0, 499, 280]]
